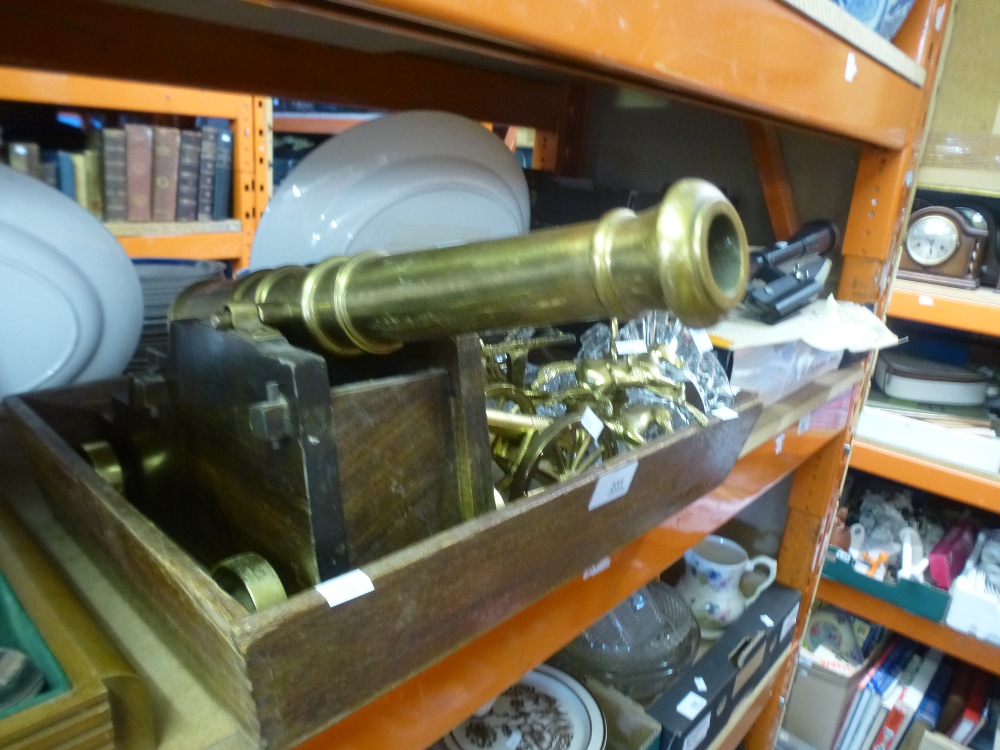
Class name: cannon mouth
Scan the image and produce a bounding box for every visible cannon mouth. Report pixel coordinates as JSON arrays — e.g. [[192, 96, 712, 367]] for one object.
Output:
[[657, 178, 749, 328]]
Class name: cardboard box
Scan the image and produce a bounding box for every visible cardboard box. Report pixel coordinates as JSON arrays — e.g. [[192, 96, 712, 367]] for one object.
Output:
[[648, 584, 802, 750]]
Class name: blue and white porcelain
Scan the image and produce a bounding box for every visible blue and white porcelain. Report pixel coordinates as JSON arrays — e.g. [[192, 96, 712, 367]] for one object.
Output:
[[835, 0, 917, 39]]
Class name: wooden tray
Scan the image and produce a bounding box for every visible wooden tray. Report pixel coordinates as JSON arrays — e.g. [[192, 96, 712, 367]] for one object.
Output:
[[5, 384, 760, 749]]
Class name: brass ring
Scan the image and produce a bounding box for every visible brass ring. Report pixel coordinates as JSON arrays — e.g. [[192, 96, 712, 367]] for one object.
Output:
[[300, 257, 361, 356], [211, 552, 287, 614], [332, 252, 403, 355]]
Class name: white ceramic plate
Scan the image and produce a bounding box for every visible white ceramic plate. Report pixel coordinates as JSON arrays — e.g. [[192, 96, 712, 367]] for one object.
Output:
[[0, 222, 105, 397], [250, 111, 529, 271], [443, 664, 606, 750], [0, 165, 142, 384]]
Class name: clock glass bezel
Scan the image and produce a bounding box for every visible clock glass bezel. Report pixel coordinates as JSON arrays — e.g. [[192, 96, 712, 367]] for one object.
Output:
[[905, 214, 961, 267]]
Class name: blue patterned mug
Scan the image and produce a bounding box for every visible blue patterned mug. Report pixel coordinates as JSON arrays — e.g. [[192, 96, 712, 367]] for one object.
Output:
[[675, 535, 777, 638]]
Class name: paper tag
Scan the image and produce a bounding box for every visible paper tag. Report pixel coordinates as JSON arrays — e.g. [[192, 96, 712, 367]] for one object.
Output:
[[936, 5, 945, 29], [690, 329, 714, 354], [834, 548, 852, 564], [506, 730, 523, 749], [676, 691, 708, 721], [694, 676, 707, 692], [711, 405, 738, 421], [583, 556, 612, 580], [845, 51, 858, 82], [760, 614, 774, 628], [798, 412, 811, 435], [616, 339, 648, 355], [918, 294, 934, 307], [588, 460, 639, 510], [315, 569, 374, 608], [782, 604, 800, 641], [775, 433, 785, 455], [581, 407, 605, 441], [683, 712, 712, 750]]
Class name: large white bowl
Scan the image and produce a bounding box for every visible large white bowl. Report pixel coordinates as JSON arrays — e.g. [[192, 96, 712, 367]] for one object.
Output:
[[0, 164, 143, 386], [250, 111, 529, 271]]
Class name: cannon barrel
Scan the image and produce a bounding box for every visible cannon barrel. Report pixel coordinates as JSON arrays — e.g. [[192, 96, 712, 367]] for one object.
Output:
[[172, 178, 749, 356]]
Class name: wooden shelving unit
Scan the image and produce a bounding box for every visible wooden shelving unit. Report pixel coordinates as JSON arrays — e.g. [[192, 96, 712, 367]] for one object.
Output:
[[272, 112, 379, 135], [886, 278, 1000, 336], [819, 579, 1000, 677], [0, 65, 261, 268], [0, 0, 952, 748]]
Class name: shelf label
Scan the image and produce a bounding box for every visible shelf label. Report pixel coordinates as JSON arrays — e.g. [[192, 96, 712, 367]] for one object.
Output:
[[690, 328, 714, 354], [684, 713, 712, 750], [581, 406, 605, 441], [315, 569, 374, 608], [798, 412, 811, 435], [845, 52, 858, 82], [775, 433, 785, 455], [712, 405, 738, 421], [760, 614, 774, 628], [616, 338, 648, 355], [588, 460, 639, 510], [676, 691, 708, 721], [936, 5, 945, 30], [583, 556, 612, 580], [918, 294, 934, 307], [694, 676, 707, 692], [782, 604, 800, 641]]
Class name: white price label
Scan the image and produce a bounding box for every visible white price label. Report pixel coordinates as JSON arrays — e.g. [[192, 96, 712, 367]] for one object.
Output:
[[583, 556, 612, 580], [683, 713, 712, 750], [845, 51, 858, 82], [616, 339, 648, 355], [775, 433, 785, 455], [782, 604, 800, 641], [676, 691, 708, 721], [712, 406, 738, 421], [694, 676, 707, 692], [798, 412, 811, 435], [690, 329, 714, 354], [581, 407, 605, 441], [918, 294, 934, 307], [315, 569, 374, 608], [936, 5, 945, 29], [588, 460, 639, 511], [760, 614, 774, 628], [506, 730, 523, 749]]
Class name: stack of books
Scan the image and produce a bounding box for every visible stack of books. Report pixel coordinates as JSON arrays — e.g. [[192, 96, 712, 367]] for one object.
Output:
[[831, 638, 999, 750], [3, 123, 233, 224]]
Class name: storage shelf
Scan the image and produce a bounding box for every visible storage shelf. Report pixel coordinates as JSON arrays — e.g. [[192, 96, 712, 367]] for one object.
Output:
[[272, 112, 380, 135], [818, 578, 1000, 677], [916, 165, 1000, 197], [117, 232, 247, 263], [886, 279, 1000, 337], [851, 438, 1000, 513]]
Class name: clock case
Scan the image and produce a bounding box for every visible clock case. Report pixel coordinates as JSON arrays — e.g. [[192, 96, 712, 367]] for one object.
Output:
[[898, 204, 990, 290]]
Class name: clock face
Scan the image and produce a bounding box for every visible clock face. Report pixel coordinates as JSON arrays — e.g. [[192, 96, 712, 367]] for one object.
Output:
[[905, 214, 960, 267]]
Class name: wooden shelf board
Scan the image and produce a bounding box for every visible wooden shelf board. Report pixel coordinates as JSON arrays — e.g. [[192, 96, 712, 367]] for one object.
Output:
[[0, 65, 249, 118], [916, 166, 1000, 197], [106, 219, 242, 238], [705, 646, 793, 750], [886, 278, 1000, 337], [852, 438, 1000, 513], [818, 578, 1000, 677], [272, 112, 380, 135], [117, 232, 246, 263]]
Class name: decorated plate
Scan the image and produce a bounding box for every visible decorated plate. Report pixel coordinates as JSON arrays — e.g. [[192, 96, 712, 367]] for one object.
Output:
[[443, 664, 606, 750]]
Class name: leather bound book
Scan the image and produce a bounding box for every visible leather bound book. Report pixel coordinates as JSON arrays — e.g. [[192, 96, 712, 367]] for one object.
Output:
[[83, 130, 103, 220], [211, 129, 233, 220], [176, 129, 202, 222], [197, 126, 218, 221], [102, 128, 128, 221], [125, 124, 154, 222], [151, 127, 181, 222]]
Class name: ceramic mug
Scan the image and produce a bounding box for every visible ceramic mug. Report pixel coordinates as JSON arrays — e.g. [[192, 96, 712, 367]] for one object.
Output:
[[675, 535, 777, 637]]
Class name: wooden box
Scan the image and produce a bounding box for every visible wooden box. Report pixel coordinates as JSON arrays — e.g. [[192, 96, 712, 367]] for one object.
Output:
[[5, 383, 760, 749]]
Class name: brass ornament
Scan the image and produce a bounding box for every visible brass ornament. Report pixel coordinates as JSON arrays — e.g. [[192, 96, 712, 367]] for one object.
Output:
[[211, 552, 288, 613]]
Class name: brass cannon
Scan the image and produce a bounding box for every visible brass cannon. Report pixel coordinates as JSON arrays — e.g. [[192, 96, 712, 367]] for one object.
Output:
[[77, 178, 749, 602]]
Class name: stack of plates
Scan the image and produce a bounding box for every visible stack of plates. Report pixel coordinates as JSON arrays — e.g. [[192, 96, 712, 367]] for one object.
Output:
[[0, 165, 143, 398], [129, 259, 226, 371]]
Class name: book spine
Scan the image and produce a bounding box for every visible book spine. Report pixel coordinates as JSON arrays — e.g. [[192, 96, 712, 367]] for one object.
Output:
[[102, 129, 128, 221], [83, 133, 104, 220], [211, 128, 233, 220], [71, 152, 87, 210], [7, 142, 40, 178], [125, 123, 154, 222], [176, 130, 202, 222], [151, 127, 181, 222], [836, 644, 898, 750], [56, 151, 76, 199], [197, 126, 217, 221]]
